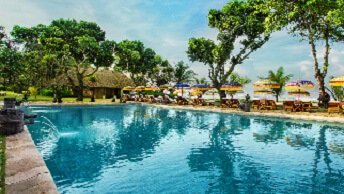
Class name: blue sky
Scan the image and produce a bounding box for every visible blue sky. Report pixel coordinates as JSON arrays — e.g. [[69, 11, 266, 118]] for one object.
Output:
[[1, 0, 343, 92]]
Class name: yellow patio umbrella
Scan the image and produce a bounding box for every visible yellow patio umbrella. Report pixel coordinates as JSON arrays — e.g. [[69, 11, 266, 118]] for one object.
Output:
[[135, 86, 145, 91], [122, 86, 136, 91], [254, 89, 274, 95], [287, 89, 310, 96], [329, 76, 344, 87], [191, 84, 212, 91], [220, 82, 244, 91], [144, 86, 160, 91], [253, 80, 280, 89], [285, 80, 315, 91], [159, 84, 173, 89], [173, 89, 182, 95], [190, 89, 203, 96]]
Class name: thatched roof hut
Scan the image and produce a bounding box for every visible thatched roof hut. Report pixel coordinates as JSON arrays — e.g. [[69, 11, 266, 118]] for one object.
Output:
[[64, 68, 134, 88], [58, 68, 134, 99]]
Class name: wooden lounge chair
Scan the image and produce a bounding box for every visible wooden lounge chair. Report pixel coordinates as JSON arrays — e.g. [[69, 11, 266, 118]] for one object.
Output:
[[251, 100, 260, 110], [149, 96, 157, 103], [301, 102, 317, 112], [229, 99, 240, 108], [191, 99, 198, 106], [259, 99, 268, 110], [293, 101, 302, 112], [283, 101, 294, 112], [266, 100, 277, 110], [328, 102, 342, 114], [221, 99, 230, 108], [198, 98, 207, 106], [176, 96, 188, 105]]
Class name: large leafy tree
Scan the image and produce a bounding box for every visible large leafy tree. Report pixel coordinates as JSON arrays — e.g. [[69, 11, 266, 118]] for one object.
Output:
[[114, 40, 167, 86], [148, 58, 174, 86], [260, 67, 293, 102], [187, 0, 269, 94], [173, 61, 196, 83], [0, 26, 23, 90], [12, 19, 115, 101], [263, 0, 344, 94]]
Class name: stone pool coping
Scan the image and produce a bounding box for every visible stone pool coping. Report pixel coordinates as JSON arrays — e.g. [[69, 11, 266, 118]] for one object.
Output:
[[146, 103, 344, 125], [5, 126, 58, 194], [25, 101, 344, 124]]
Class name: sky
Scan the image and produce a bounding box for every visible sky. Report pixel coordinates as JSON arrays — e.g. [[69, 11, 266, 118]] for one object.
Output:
[[0, 0, 343, 95]]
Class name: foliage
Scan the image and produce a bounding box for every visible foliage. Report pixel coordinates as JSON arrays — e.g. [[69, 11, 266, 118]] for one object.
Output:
[[262, 0, 344, 93], [149, 62, 174, 86], [194, 77, 209, 85], [327, 75, 344, 101], [39, 88, 54, 96], [114, 40, 169, 86], [260, 67, 292, 102], [12, 19, 116, 101], [0, 26, 23, 91], [330, 86, 344, 101], [88, 76, 97, 83], [228, 72, 251, 86], [173, 61, 196, 83], [187, 0, 269, 92], [28, 86, 38, 99]]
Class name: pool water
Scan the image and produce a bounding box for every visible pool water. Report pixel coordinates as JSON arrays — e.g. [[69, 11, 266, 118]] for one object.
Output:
[[26, 105, 344, 194]]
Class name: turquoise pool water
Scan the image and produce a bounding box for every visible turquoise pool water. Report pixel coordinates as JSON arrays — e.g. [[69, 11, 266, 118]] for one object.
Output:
[[26, 104, 344, 194]]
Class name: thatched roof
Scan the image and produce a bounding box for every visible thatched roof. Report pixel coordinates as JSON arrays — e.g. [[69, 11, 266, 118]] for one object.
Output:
[[60, 68, 134, 88]]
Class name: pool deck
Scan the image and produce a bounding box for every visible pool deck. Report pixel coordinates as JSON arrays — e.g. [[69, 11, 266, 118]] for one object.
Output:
[[5, 127, 58, 194], [147, 103, 344, 124]]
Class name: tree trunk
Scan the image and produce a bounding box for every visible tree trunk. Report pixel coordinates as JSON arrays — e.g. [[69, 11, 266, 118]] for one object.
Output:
[[275, 95, 279, 102], [91, 88, 95, 102], [316, 75, 326, 94], [76, 73, 84, 101]]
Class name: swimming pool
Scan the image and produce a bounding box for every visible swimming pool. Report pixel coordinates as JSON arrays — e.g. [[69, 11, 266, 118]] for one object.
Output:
[[26, 104, 344, 193]]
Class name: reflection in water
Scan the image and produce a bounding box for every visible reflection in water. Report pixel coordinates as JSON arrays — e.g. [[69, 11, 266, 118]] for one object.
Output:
[[25, 105, 344, 194]]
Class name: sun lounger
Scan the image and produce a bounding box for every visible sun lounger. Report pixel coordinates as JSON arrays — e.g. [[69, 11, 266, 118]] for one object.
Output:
[[266, 100, 277, 110], [259, 99, 269, 110], [301, 102, 317, 112], [229, 99, 240, 108], [193, 98, 206, 106], [283, 101, 295, 112], [293, 101, 303, 112], [205, 99, 215, 106], [251, 100, 260, 110], [221, 99, 230, 108], [176, 96, 188, 105], [328, 102, 342, 114]]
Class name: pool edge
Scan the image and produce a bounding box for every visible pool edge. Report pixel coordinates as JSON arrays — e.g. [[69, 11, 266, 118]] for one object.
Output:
[[5, 126, 58, 194], [146, 103, 344, 125]]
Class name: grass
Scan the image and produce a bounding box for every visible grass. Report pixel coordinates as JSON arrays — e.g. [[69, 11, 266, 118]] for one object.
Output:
[[0, 91, 115, 103], [0, 135, 5, 194]]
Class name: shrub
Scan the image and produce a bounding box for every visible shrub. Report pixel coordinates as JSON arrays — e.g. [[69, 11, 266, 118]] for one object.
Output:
[[61, 88, 73, 97], [39, 88, 53, 96], [28, 86, 38, 99]]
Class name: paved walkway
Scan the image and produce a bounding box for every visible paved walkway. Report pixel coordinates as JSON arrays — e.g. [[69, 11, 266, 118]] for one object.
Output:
[[5, 127, 58, 194]]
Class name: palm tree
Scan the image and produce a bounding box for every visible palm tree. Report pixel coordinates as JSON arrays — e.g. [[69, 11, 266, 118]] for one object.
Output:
[[262, 67, 293, 102], [194, 77, 209, 85], [173, 61, 196, 83], [228, 73, 251, 85]]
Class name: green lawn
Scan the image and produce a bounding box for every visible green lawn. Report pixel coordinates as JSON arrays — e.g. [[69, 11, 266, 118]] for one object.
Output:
[[0, 91, 115, 103], [0, 135, 5, 194]]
